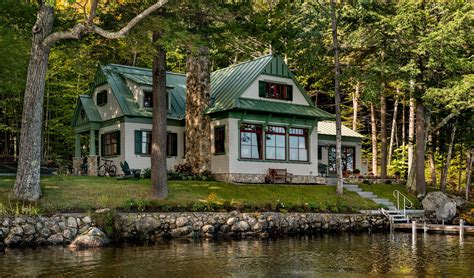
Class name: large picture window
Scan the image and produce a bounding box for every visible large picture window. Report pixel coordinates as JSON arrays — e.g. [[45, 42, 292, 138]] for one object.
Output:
[[289, 128, 308, 161], [214, 126, 225, 154], [259, 81, 293, 101], [265, 126, 286, 160], [101, 131, 120, 156], [240, 124, 262, 159]]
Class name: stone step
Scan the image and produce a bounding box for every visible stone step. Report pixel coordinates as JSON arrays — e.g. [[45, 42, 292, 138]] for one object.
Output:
[[344, 184, 359, 189], [357, 192, 377, 198], [371, 198, 390, 203], [387, 206, 398, 211], [346, 187, 362, 192]]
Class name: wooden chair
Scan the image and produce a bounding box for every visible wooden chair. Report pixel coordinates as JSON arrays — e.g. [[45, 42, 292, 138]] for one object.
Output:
[[118, 161, 141, 180], [268, 168, 293, 184]]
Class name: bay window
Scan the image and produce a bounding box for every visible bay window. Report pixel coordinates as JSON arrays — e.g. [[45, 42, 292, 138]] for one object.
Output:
[[265, 126, 286, 160]]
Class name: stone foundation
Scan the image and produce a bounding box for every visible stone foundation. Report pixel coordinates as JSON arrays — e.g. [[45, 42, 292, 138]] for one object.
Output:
[[0, 212, 388, 248], [87, 155, 98, 176], [72, 157, 82, 175], [214, 173, 327, 184]]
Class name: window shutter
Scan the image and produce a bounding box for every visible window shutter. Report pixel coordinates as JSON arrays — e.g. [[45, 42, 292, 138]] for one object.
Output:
[[101, 134, 105, 157], [287, 85, 293, 101], [135, 131, 142, 154], [172, 133, 178, 156], [259, 81, 266, 97], [115, 131, 121, 155]]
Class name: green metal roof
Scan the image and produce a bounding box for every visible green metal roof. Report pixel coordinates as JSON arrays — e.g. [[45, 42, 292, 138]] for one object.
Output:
[[96, 64, 186, 120], [237, 98, 334, 120], [77, 54, 335, 125], [71, 95, 102, 127], [206, 54, 331, 120]]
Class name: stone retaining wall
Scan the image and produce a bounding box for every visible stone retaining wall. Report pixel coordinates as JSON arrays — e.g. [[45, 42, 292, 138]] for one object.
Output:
[[214, 173, 327, 184], [0, 212, 388, 248]]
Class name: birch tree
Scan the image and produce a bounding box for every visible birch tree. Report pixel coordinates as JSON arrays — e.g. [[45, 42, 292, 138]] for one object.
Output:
[[13, 0, 167, 201]]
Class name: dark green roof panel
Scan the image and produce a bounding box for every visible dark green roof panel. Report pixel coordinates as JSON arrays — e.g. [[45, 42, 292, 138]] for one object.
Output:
[[261, 55, 293, 78]]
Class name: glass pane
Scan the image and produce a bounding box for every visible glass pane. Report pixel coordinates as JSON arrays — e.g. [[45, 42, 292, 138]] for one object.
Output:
[[289, 136, 298, 148], [299, 149, 308, 161], [276, 147, 285, 160], [266, 135, 275, 147], [241, 132, 251, 145], [251, 146, 259, 159], [241, 145, 251, 158], [142, 142, 148, 154], [298, 137, 306, 149], [290, 149, 298, 160], [276, 135, 285, 147], [266, 147, 275, 159], [251, 133, 258, 145]]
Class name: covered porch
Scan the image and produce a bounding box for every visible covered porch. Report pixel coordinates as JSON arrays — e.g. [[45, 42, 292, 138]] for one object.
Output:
[[71, 95, 102, 176]]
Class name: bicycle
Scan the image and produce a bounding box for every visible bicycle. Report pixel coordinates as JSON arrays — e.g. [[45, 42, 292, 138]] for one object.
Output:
[[98, 159, 117, 177]]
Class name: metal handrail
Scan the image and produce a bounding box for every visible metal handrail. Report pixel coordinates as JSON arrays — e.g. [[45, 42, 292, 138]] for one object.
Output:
[[393, 190, 413, 217]]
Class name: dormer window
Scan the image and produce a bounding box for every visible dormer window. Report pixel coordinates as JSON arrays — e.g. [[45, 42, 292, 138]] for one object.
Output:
[[96, 90, 107, 106], [259, 81, 293, 101], [144, 90, 153, 108], [143, 90, 171, 110]]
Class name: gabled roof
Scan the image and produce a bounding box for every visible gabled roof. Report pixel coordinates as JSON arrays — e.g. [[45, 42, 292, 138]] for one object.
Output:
[[318, 121, 364, 138], [93, 64, 186, 120], [206, 54, 333, 120], [71, 95, 101, 127]]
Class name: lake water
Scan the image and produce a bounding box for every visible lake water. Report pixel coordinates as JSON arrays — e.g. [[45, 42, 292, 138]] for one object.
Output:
[[1, 232, 473, 277]]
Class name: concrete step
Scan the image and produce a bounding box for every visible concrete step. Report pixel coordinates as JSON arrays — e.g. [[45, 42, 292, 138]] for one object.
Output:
[[344, 184, 359, 189], [371, 198, 390, 203], [387, 206, 397, 211]]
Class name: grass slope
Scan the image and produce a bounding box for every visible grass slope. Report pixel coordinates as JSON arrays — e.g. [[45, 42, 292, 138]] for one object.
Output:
[[0, 176, 378, 213]]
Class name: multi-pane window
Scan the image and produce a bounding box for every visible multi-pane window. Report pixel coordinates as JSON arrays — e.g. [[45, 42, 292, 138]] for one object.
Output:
[[259, 81, 293, 101], [214, 126, 225, 154], [289, 128, 308, 161], [102, 131, 120, 156], [240, 124, 262, 159], [143, 90, 153, 108], [265, 126, 286, 160], [167, 133, 178, 157], [97, 90, 107, 106], [328, 146, 355, 174], [135, 131, 177, 156]]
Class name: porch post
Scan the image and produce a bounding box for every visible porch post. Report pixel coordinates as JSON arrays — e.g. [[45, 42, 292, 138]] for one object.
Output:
[[72, 133, 82, 175], [88, 129, 99, 176], [89, 129, 96, 156]]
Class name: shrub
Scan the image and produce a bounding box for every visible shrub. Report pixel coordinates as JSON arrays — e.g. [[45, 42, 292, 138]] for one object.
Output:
[[143, 168, 152, 179]]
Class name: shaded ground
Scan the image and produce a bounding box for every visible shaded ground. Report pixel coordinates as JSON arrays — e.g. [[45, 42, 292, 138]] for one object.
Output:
[[0, 162, 56, 175], [0, 176, 380, 214]]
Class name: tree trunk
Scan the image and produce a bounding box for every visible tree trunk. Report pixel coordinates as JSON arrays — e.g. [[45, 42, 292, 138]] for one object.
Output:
[[331, 0, 343, 194], [402, 94, 406, 147], [466, 150, 472, 201], [415, 101, 426, 196], [458, 140, 463, 194], [440, 124, 456, 192], [370, 102, 378, 176], [151, 32, 168, 199], [185, 46, 211, 174], [380, 90, 387, 180], [408, 84, 415, 175], [388, 94, 399, 167], [428, 133, 437, 187], [13, 3, 54, 201], [352, 82, 359, 131]]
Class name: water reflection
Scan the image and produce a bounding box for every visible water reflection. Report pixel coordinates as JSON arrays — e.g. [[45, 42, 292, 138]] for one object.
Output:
[[0, 233, 473, 276]]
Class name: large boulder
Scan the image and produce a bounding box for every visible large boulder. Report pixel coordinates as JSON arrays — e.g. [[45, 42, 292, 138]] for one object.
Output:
[[69, 227, 109, 249], [422, 192, 457, 223]]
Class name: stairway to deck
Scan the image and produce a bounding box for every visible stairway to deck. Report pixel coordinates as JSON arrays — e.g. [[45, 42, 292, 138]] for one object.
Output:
[[345, 184, 410, 223]]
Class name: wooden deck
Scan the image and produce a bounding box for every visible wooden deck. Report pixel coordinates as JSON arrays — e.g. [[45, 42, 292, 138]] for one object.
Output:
[[392, 222, 474, 236]]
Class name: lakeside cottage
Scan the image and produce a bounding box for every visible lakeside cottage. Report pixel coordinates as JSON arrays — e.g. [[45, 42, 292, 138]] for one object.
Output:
[[71, 54, 366, 183]]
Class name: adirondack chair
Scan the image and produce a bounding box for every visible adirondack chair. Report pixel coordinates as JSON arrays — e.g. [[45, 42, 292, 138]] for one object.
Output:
[[118, 161, 141, 180]]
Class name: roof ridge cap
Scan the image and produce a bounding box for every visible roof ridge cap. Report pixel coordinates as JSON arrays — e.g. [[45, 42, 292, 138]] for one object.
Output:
[[212, 54, 274, 74]]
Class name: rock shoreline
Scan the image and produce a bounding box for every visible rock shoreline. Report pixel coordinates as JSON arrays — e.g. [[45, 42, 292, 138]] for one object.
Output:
[[0, 212, 388, 249]]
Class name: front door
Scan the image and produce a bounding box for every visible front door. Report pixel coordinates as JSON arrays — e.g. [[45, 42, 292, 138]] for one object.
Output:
[[328, 146, 355, 175]]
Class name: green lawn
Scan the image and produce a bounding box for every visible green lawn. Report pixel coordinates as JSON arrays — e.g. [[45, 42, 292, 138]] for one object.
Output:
[[359, 183, 435, 209], [0, 176, 379, 214]]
